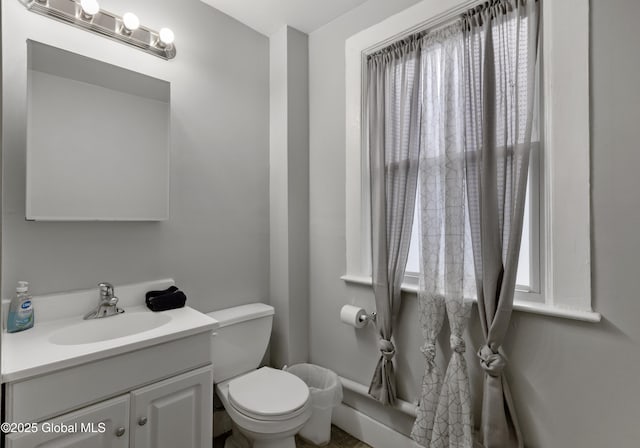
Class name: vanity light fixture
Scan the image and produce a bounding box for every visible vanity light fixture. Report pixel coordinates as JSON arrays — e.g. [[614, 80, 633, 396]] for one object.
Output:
[[22, 0, 177, 60]]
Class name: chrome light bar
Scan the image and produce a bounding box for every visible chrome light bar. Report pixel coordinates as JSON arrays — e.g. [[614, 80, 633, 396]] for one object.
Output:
[[23, 0, 176, 60]]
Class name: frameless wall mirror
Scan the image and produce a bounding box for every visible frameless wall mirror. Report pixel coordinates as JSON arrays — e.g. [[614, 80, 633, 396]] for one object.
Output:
[[26, 40, 170, 221]]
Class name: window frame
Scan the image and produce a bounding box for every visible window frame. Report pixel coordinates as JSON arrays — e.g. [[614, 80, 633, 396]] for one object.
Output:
[[343, 0, 600, 322]]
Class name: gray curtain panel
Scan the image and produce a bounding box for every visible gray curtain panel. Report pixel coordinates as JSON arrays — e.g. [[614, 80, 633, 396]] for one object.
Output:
[[367, 36, 422, 405], [462, 1, 540, 447]]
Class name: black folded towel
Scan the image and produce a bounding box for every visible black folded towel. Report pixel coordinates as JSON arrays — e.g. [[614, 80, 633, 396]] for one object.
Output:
[[145, 287, 187, 312], [145, 285, 178, 303]]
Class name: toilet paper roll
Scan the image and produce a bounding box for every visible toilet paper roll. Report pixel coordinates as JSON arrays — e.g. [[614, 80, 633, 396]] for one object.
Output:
[[340, 305, 368, 328]]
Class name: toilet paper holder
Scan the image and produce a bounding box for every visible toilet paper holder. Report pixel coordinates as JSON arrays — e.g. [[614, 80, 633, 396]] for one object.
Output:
[[360, 311, 377, 325], [340, 304, 377, 328]]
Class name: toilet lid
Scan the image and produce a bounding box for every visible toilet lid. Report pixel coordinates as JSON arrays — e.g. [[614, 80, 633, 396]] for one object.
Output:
[[228, 367, 310, 420]]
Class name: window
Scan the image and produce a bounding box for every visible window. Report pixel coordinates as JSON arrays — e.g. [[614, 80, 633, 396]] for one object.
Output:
[[343, 0, 599, 322]]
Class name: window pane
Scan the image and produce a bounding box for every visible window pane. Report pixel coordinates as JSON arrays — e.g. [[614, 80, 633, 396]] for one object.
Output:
[[407, 176, 533, 288], [515, 174, 531, 289], [405, 192, 421, 274]]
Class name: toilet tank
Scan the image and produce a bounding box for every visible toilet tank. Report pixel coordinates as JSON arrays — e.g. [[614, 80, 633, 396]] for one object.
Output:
[[208, 303, 274, 383]]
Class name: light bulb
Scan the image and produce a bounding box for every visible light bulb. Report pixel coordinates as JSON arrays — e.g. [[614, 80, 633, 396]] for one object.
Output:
[[80, 0, 99, 16], [159, 28, 175, 46], [122, 12, 140, 32]]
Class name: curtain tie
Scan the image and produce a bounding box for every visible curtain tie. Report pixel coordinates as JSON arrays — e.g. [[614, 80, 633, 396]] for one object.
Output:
[[477, 345, 506, 377], [450, 335, 466, 354], [420, 342, 437, 363], [378, 339, 396, 361]]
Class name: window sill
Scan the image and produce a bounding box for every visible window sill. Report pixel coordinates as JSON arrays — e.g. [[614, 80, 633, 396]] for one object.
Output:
[[341, 274, 601, 323]]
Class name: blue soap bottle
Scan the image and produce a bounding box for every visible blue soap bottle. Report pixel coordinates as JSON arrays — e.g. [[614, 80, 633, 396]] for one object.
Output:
[[7, 281, 34, 333]]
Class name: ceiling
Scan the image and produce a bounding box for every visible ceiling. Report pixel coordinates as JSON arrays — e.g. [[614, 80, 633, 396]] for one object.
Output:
[[200, 0, 369, 36]]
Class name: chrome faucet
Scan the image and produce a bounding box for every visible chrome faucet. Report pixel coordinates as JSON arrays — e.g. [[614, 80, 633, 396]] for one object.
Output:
[[84, 282, 125, 319]]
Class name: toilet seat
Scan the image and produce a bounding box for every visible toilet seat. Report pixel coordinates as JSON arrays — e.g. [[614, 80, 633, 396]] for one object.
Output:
[[228, 367, 310, 421]]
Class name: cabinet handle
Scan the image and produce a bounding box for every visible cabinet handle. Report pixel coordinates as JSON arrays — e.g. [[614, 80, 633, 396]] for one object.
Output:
[[138, 416, 148, 426], [115, 427, 126, 437]]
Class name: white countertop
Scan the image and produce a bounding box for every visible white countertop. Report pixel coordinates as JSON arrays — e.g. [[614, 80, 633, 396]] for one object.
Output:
[[1, 279, 218, 383]]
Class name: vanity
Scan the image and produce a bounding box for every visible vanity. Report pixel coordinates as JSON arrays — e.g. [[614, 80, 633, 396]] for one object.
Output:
[[2, 17, 216, 448], [1, 279, 218, 448]]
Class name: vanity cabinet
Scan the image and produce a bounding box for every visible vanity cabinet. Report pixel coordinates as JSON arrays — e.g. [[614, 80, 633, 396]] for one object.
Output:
[[1, 282, 218, 448], [5, 367, 212, 448], [130, 367, 212, 448], [3, 329, 214, 448], [5, 395, 130, 448]]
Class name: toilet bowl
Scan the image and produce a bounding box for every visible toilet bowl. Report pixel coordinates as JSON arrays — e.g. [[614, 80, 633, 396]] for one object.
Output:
[[216, 367, 311, 448], [208, 304, 311, 448]]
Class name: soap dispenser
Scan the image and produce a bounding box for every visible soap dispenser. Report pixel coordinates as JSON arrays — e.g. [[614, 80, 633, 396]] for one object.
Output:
[[7, 281, 34, 333]]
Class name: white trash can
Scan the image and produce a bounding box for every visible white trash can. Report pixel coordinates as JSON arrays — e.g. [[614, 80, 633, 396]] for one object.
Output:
[[286, 363, 343, 446]]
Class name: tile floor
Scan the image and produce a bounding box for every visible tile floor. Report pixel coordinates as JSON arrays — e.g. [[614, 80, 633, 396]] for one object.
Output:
[[213, 425, 372, 448]]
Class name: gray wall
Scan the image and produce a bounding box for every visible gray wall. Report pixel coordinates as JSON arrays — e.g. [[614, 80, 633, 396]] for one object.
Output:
[[2, 0, 270, 312], [308, 0, 640, 446]]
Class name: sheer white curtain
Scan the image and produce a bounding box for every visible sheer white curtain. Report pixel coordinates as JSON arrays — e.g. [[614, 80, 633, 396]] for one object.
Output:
[[411, 23, 476, 448]]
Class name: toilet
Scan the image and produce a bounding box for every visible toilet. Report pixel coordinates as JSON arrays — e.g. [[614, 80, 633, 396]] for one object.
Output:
[[208, 303, 311, 448]]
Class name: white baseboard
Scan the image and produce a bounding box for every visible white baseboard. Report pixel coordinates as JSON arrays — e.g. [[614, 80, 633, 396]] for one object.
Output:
[[332, 403, 416, 448]]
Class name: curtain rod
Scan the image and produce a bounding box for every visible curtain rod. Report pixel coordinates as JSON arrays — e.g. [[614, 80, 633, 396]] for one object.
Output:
[[362, 0, 491, 56]]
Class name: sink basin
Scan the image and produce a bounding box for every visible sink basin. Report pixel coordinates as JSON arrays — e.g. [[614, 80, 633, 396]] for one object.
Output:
[[49, 311, 172, 345]]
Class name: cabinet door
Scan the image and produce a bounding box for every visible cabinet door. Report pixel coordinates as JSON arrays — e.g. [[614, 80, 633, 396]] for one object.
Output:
[[6, 395, 129, 448], [130, 366, 212, 448]]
